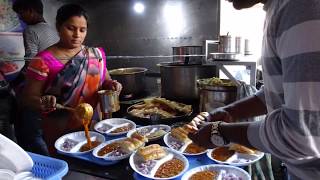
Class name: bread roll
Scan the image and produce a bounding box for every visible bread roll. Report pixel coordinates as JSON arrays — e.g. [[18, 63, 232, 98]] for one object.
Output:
[[131, 132, 148, 143], [137, 144, 166, 161], [127, 138, 144, 148], [120, 140, 136, 152], [171, 127, 191, 143]]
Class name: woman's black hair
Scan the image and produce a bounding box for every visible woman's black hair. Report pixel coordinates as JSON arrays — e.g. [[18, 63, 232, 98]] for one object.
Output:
[[56, 4, 88, 28], [12, 0, 44, 15]]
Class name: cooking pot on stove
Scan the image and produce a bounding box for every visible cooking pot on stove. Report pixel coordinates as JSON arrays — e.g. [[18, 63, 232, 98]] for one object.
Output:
[[109, 67, 148, 98], [159, 62, 217, 103]]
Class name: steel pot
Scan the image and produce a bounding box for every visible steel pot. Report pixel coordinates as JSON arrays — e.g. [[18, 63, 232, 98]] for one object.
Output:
[[172, 46, 203, 65], [197, 79, 237, 112], [109, 67, 148, 97], [159, 62, 217, 102]]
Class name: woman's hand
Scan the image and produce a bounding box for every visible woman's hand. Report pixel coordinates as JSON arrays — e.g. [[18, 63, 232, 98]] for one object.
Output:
[[40, 95, 57, 112], [102, 79, 122, 94]]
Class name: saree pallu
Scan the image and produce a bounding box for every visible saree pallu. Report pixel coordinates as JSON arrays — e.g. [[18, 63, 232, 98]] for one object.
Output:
[[27, 47, 106, 153]]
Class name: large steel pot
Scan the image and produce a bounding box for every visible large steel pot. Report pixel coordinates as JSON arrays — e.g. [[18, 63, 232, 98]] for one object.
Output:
[[109, 67, 148, 97], [159, 62, 217, 102], [197, 79, 237, 112]]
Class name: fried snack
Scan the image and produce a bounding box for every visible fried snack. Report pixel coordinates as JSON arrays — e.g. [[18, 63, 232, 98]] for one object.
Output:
[[171, 127, 192, 143], [75, 103, 93, 120], [128, 97, 192, 119], [137, 144, 166, 161], [229, 144, 256, 154], [131, 131, 148, 143], [152, 97, 192, 114]]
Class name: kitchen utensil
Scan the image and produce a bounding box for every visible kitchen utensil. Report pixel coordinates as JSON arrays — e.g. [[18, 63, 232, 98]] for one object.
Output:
[[159, 62, 217, 102], [172, 46, 203, 65], [109, 67, 148, 98], [98, 90, 120, 119], [197, 79, 238, 112]]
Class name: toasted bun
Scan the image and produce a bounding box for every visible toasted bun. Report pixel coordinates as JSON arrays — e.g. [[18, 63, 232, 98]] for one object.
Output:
[[171, 127, 191, 143], [137, 144, 166, 161], [131, 132, 148, 143]]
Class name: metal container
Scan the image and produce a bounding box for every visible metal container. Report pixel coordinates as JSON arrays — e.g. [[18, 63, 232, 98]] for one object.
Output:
[[197, 79, 237, 112], [172, 46, 203, 65], [159, 62, 217, 102], [98, 90, 120, 119], [109, 67, 148, 97]]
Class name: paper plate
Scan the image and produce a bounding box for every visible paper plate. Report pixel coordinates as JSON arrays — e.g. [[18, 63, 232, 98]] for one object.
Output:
[[54, 131, 105, 155], [129, 146, 189, 180], [181, 164, 250, 180], [207, 147, 264, 167], [92, 137, 140, 161], [94, 118, 136, 136], [0, 134, 33, 173], [127, 125, 171, 141], [163, 133, 207, 156]]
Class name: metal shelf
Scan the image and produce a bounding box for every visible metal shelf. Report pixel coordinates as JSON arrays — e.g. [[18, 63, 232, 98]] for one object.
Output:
[[204, 59, 257, 86]]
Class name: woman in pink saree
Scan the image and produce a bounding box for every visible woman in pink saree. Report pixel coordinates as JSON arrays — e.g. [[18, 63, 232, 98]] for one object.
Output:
[[21, 4, 122, 154]]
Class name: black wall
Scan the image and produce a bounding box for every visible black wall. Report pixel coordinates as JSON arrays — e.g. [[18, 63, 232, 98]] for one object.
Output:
[[45, 0, 220, 72]]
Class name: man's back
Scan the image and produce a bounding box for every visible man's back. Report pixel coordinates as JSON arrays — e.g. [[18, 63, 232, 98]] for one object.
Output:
[[23, 22, 59, 57]]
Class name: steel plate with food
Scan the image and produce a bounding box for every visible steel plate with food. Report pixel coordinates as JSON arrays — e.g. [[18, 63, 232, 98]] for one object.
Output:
[[207, 144, 264, 167], [94, 118, 136, 136], [127, 97, 192, 124], [54, 131, 105, 155], [163, 126, 207, 156], [181, 164, 250, 180], [92, 135, 147, 161], [130, 144, 189, 179], [127, 125, 171, 141]]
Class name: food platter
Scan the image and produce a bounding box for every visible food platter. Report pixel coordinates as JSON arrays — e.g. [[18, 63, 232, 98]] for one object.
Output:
[[129, 146, 189, 180], [92, 137, 144, 161], [127, 125, 171, 141], [126, 97, 193, 125], [94, 118, 136, 136], [181, 164, 250, 180], [207, 145, 264, 167], [54, 131, 105, 155], [163, 133, 207, 156]]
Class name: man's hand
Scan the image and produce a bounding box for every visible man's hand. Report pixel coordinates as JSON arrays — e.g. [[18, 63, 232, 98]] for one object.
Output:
[[208, 108, 233, 123], [188, 122, 216, 149]]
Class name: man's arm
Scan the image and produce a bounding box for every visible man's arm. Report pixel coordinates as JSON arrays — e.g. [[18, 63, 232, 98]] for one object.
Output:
[[23, 28, 38, 58]]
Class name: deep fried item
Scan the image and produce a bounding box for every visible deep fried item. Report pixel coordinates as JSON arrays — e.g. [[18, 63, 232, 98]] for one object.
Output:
[[171, 127, 192, 143]]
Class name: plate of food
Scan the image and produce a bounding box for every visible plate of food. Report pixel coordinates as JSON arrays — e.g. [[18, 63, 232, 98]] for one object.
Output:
[[163, 126, 207, 156], [127, 124, 171, 141], [94, 118, 136, 136], [207, 143, 264, 167], [130, 144, 189, 180], [127, 97, 192, 125], [92, 135, 147, 161], [181, 164, 250, 180], [54, 131, 105, 155]]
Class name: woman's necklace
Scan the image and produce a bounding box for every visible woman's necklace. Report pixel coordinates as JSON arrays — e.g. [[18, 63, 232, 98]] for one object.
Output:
[[55, 45, 83, 64]]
